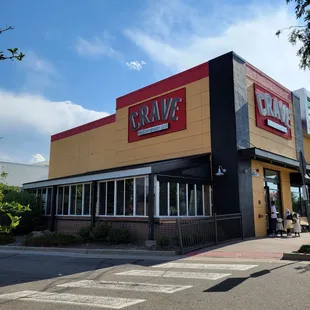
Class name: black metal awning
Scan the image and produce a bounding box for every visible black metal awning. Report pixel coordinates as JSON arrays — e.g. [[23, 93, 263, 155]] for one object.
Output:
[[238, 147, 310, 184]]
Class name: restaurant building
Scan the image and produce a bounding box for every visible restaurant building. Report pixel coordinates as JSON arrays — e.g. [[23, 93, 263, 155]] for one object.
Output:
[[23, 51, 310, 243]]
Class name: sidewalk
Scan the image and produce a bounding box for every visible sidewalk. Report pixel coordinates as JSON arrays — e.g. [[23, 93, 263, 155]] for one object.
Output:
[[186, 233, 310, 260]]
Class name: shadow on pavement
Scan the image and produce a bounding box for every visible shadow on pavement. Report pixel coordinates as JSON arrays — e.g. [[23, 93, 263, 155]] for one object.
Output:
[[204, 262, 297, 293], [294, 264, 310, 273], [0, 253, 170, 288]]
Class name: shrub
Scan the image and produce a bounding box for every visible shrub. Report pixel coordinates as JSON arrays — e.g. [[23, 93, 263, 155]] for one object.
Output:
[[0, 233, 15, 245], [78, 226, 93, 241], [156, 235, 169, 248], [3, 191, 43, 234], [107, 228, 130, 244], [23, 232, 83, 247], [298, 244, 310, 254], [92, 223, 111, 242]]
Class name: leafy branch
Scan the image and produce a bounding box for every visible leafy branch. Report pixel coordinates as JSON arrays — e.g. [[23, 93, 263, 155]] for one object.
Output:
[[0, 25, 25, 61], [276, 0, 310, 70], [0, 172, 30, 233]]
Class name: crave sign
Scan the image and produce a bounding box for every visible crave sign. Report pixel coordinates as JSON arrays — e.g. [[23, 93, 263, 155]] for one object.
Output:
[[254, 84, 292, 139], [128, 88, 186, 143]]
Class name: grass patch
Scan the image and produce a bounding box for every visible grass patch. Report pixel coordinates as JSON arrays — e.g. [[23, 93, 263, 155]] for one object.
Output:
[[298, 244, 310, 254], [23, 232, 83, 247], [0, 233, 15, 245]]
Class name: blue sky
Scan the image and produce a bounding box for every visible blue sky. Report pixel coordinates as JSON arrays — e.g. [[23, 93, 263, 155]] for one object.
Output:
[[0, 0, 308, 164]]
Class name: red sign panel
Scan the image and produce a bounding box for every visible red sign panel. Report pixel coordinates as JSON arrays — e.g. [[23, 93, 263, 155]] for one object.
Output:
[[128, 88, 186, 143], [254, 84, 292, 139]]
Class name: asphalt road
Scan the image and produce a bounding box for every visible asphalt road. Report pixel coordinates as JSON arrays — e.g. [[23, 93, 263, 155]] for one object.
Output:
[[0, 252, 309, 310]]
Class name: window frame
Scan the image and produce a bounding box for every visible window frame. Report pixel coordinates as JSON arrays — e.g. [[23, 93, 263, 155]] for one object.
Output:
[[156, 180, 212, 218], [96, 176, 148, 217], [55, 182, 92, 217], [33, 187, 53, 216]]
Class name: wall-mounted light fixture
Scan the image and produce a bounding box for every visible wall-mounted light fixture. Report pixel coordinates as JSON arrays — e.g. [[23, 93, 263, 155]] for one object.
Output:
[[215, 165, 226, 176], [244, 168, 260, 177]]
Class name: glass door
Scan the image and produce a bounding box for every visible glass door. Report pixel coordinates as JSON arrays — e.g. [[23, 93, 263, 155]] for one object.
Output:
[[264, 169, 282, 217]]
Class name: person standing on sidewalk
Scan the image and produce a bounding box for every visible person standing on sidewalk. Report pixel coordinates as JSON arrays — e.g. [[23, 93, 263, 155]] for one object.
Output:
[[269, 201, 277, 237]]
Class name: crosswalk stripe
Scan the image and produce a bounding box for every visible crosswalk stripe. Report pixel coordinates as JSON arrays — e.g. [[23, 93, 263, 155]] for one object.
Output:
[[115, 270, 231, 280], [0, 290, 145, 309], [57, 280, 192, 293], [152, 262, 258, 271]]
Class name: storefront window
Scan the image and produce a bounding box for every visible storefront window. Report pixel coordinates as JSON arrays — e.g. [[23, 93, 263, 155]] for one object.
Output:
[[188, 184, 195, 216], [36, 187, 53, 215], [136, 178, 145, 216], [106, 181, 115, 215], [70, 185, 76, 215], [76, 184, 83, 215], [179, 184, 187, 216], [125, 179, 133, 216], [116, 180, 125, 216], [291, 186, 307, 216], [196, 184, 203, 216], [157, 181, 211, 217], [98, 182, 106, 215], [83, 184, 91, 215], [46, 188, 52, 215], [63, 186, 70, 215], [169, 183, 178, 216], [57, 187, 63, 215], [97, 176, 148, 217], [159, 182, 168, 216]]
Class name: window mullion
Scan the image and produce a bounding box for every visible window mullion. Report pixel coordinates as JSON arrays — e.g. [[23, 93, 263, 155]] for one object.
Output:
[[68, 186, 71, 215], [177, 183, 180, 216], [194, 184, 197, 216], [210, 186, 213, 216], [186, 184, 188, 216], [155, 180, 159, 217], [144, 178, 146, 216], [123, 180, 126, 216], [62, 187, 64, 215], [133, 178, 136, 216], [75, 185, 77, 215], [114, 181, 117, 216], [89, 183, 92, 216], [81, 184, 85, 215], [202, 185, 205, 216], [167, 182, 170, 216], [105, 182, 108, 216]]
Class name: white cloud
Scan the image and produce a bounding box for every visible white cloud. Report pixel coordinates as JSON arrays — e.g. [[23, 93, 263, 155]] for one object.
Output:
[[20, 51, 59, 93], [126, 60, 147, 71], [75, 36, 123, 61], [125, 0, 310, 91], [30, 154, 46, 164], [0, 89, 110, 163], [23, 51, 57, 76]]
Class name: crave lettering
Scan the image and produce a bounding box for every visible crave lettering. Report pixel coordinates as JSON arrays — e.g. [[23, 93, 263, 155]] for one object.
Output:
[[256, 92, 291, 128], [129, 97, 183, 131]]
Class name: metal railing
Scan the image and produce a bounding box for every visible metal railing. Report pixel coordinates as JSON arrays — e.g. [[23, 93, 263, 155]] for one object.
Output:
[[177, 213, 243, 254]]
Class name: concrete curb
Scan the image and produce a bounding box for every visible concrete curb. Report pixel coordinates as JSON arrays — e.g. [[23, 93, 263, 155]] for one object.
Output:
[[282, 252, 310, 261], [0, 245, 179, 257]]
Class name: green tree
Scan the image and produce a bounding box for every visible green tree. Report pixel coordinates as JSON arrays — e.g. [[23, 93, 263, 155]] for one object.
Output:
[[276, 1, 310, 69], [0, 26, 25, 61], [0, 171, 30, 233]]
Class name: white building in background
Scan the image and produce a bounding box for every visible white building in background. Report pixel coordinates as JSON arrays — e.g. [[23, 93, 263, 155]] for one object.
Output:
[[293, 88, 310, 136], [0, 161, 49, 187]]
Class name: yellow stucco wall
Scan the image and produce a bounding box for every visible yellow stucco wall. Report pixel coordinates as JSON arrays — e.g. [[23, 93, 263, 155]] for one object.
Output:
[[247, 80, 297, 160], [49, 77, 211, 179], [251, 160, 294, 237], [303, 136, 310, 164]]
